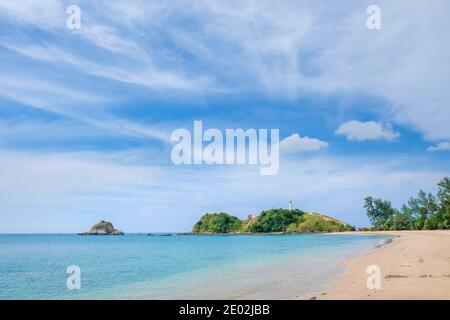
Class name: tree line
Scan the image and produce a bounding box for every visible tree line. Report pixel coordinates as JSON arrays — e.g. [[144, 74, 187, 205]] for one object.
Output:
[[192, 208, 354, 233], [363, 177, 450, 230]]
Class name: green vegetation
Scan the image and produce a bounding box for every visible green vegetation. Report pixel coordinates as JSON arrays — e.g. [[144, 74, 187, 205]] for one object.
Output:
[[364, 177, 450, 230], [287, 213, 355, 233], [248, 209, 305, 232], [80, 220, 123, 235], [192, 213, 242, 233], [192, 209, 354, 233], [92, 220, 113, 230]]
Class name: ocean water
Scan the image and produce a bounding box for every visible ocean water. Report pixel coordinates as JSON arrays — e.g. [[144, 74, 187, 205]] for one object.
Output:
[[0, 233, 387, 299]]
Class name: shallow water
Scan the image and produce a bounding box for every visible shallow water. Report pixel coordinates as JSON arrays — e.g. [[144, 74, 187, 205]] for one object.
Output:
[[0, 233, 386, 299]]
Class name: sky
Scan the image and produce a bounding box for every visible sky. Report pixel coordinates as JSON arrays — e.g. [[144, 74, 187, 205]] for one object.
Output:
[[0, 0, 449, 232]]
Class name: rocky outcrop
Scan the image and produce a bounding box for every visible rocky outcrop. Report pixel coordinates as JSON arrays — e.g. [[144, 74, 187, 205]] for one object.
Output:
[[79, 220, 124, 235]]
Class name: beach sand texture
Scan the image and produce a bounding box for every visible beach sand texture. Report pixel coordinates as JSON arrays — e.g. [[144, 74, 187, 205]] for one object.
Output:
[[318, 230, 450, 300]]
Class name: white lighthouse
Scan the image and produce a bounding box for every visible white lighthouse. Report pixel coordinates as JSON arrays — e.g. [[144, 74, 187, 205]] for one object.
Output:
[[288, 200, 292, 211]]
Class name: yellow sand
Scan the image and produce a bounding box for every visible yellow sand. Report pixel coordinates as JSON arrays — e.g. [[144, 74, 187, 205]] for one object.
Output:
[[317, 230, 450, 300]]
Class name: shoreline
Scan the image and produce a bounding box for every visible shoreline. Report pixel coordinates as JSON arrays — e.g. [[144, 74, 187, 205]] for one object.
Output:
[[313, 230, 450, 300]]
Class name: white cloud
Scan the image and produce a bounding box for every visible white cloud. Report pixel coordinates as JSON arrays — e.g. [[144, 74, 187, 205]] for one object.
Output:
[[0, 119, 103, 142], [280, 133, 328, 153], [0, 0, 63, 30], [335, 120, 399, 141], [0, 1, 215, 93], [0, 75, 170, 143], [4, 41, 213, 92], [427, 142, 450, 152], [298, 0, 450, 141], [0, 75, 104, 111]]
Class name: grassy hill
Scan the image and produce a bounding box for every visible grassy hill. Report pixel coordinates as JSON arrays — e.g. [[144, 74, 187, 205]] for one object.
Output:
[[192, 209, 355, 234], [286, 212, 354, 232]]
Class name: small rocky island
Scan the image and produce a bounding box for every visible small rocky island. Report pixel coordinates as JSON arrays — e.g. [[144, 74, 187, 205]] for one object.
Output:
[[79, 220, 124, 235]]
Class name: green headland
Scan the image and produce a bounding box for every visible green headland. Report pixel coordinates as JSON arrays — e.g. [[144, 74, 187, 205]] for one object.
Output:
[[192, 208, 355, 234]]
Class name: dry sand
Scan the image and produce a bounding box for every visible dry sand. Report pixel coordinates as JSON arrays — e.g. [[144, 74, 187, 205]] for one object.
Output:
[[316, 230, 450, 300]]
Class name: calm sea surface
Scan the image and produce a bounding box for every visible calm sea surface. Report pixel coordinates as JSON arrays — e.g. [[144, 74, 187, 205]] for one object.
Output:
[[0, 233, 387, 299]]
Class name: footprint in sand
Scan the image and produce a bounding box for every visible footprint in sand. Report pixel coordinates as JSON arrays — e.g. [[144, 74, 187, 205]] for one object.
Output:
[[385, 274, 408, 279]]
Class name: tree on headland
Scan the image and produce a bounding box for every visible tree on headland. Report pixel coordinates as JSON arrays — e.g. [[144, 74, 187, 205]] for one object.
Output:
[[363, 177, 450, 231], [364, 197, 398, 230], [248, 208, 305, 232], [437, 177, 450, 229], [192, 213, 241, 233]]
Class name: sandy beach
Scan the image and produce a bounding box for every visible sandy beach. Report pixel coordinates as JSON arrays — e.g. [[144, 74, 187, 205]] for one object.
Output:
[[316, 230, 450, 300]]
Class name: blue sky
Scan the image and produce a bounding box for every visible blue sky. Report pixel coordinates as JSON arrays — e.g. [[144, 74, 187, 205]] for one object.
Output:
[[0, 0, 449, 232]]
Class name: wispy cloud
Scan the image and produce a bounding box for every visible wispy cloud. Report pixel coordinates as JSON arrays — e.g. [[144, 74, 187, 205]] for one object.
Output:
[[280, 133, 329, 153], [0, 75, 104, 112], [2, 0, 449, 140], [427, 142, 450, 152], [3, 41, 213, 92], [0, 0, 64, 29], [0, 75, 170, 142], [335, 120, 399, 141]]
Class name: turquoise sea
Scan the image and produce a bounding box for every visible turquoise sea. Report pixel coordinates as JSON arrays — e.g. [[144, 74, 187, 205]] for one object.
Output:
[[0, 234, 386, 299]]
